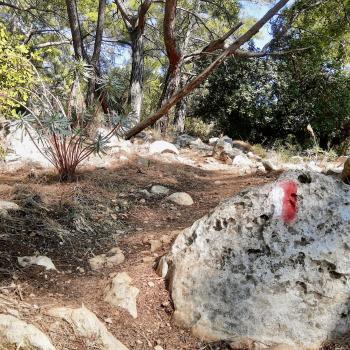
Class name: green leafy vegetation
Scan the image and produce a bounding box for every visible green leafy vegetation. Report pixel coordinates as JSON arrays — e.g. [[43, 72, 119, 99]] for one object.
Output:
[[0, 23, 36, 119]]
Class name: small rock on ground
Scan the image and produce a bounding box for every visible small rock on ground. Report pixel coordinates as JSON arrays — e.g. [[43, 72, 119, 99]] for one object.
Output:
[[151, 185, 170, 195], [104, 272, 139, 319], [89, 247, 125, 271], [166, 192, 193, 206], [150, 239, 162, 252], [17, 256, 57, 271]]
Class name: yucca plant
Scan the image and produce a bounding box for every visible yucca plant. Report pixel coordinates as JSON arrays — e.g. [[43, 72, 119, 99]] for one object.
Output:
[[2, 57, 123, 181]]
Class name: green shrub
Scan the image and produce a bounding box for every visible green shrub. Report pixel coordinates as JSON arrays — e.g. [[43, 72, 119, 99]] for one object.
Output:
[[184, 117, 212, 141], [251, 144, 267, 159]]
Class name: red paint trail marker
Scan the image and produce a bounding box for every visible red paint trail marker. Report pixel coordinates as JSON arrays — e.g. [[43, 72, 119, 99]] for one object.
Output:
[[271, 180, 298, 223], [280, 181, 298, 223]]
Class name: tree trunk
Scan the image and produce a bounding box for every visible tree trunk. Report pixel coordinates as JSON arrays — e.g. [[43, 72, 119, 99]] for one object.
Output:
[[156, 0, 181, 133], [174, 78, 187, 132], [114, 0, 152, 128], [128, 27, 145, 127], [65, 0, 85, 60], [157, 63, 181, 133], [174, 98, 187, 133], [86, 0, 106, 108]]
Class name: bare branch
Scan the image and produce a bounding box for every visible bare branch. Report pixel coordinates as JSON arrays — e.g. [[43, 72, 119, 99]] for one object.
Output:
[[125, 0, 290, 139], [114, 0, 133, 28], [34, 40, 71, 49], [204, 21, 243, 52], [183, 21, 243, 63], [234, 46, 313, 58]]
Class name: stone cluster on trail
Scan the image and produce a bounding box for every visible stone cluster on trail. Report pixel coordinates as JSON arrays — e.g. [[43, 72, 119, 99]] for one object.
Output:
[[159, 171, 350, 349], [1, 128, 348, 179]]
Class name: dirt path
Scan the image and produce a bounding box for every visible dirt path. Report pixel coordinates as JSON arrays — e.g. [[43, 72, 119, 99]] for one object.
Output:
[[0, 158, 279, 350]]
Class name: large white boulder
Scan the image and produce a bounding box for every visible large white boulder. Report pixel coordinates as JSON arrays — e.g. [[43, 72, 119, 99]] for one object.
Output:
[[161, 171, 350, 349], [4, 126, 52, 167], [0, 314, 55, 350]]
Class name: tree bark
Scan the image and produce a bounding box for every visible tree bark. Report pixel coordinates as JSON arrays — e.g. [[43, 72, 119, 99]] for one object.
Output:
[[125, 0, 290, 139], [65, 0, 85, 60], [128, 28, 145, 127], [86, 0, 106, 108], [174, 80, 187, 133], [115, 0, 152, 126], [156, 0, 182, 132]]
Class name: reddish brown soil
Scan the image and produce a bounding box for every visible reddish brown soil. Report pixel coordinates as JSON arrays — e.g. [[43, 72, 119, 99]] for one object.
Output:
[[0, 158, 280, 350]]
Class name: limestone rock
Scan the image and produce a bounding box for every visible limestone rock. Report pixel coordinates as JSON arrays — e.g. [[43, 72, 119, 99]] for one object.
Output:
[[212, 138, 241, 164], [163, 171, 350, 349], [150, 239, 162, 252], [0, 200, 20, 216], [0, 201, 19, 211], [48, 305, 128, 350], [18, 256, 57, 271], [4, 126, 52, 167], [156, 257, 169, 278], [232, 140, 252, 153], [189, 138, 213, 153], [176, 134, 198, 148], [166, 192, 193, 206], [232, 154, 254, 168], [149, 141, 179, 155], [151, 185, 170, 195], [0, 314, 55, 350], [208, 137, 219, 145], [268, 345, 296, 350], [89, 247, 125, 271], [341, 157, 350, 184], [262, 159, 280, 172], [104, 272, 139, 318]]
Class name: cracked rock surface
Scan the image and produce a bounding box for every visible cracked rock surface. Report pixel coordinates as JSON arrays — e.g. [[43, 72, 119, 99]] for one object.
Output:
[[162, 171, 350, 349]]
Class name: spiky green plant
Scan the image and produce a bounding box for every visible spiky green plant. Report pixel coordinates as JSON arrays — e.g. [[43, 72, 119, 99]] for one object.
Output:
[[2, 58, 123, 181]]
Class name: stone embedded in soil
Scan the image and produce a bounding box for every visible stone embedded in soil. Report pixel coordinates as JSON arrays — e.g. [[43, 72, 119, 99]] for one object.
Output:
[[268, 345, 296, 350], [150, 239, 162, 252], [154, 346, 164, 350], [0, 200, 20, 216], [151, 185, 170, 195], [231, 154, 254, 168], [0, 314, 56, 350], [0, 201, 19, 211], [17, 256, 57, 271], [262, 159, 280, 172], [142, 256, 154, 263], [162, 171, 350, 349], [104, 272, 139, 319], [149, 141, 179, 155], [48, 305, 128, 350], [166, 192, 193, 206], [89, 247, 125, 271]]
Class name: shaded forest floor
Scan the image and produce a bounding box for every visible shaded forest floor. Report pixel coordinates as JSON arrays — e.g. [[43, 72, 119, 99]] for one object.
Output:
[[0, 156, 279, 350]]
